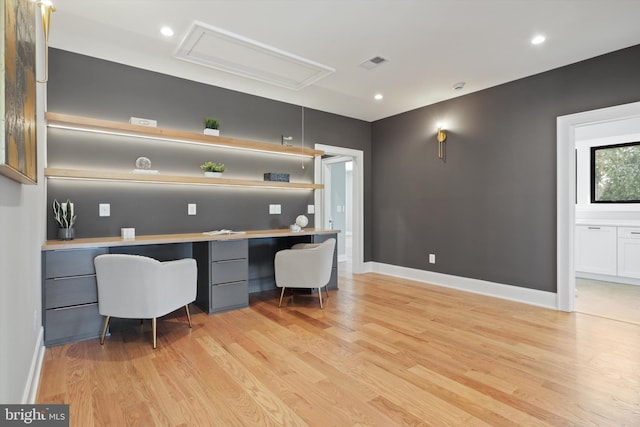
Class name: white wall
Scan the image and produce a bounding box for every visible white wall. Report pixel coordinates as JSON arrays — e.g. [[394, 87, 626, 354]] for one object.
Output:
[[0, 172, 45, 403], [0, 8, 47, 403]]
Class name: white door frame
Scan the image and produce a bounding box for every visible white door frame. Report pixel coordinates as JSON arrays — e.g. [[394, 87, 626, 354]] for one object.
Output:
[[556, 100, 640, 311], [315, 144, 364, 274]]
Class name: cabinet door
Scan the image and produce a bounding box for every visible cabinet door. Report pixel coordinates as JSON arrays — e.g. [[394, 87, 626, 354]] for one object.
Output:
[[618, 227, 640, 279], [575, 226, 617, 275]]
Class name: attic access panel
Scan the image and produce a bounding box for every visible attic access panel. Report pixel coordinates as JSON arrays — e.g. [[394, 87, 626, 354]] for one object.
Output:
[[175, 21, 335, 90]]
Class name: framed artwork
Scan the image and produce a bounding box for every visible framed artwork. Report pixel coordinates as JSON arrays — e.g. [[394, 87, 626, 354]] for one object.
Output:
[[0, 0, 37, 184]]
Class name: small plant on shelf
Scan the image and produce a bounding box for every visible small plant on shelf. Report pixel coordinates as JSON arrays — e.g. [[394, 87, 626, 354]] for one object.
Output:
[[200, 162, 226, 176], [204, 118, 220, 130], [204, 118, 220, 136], [53, 199, 77, 240]]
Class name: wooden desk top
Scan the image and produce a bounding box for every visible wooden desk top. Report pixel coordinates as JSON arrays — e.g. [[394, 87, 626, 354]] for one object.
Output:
[[43, 228, 339, 251]]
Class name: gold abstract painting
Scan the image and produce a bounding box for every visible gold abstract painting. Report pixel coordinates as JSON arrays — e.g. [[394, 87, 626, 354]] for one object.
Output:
[[0, 0, 37, 184]]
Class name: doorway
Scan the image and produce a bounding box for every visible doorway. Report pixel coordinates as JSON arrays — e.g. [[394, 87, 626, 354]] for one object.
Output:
[[557, 100, 640, 312], [322, 157, 353, 269], [314, 144, 364, 274]]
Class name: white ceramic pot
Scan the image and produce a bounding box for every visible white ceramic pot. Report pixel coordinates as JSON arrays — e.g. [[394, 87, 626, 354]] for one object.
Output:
[[204, 171, 223, 178], [203, 128, 220, 136]]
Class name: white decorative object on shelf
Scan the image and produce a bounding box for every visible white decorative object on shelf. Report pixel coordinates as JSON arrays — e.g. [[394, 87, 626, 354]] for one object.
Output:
[[133, 156, 159, 174], [204, 171, 223, 178], [135, 157, 151, 169], [290, 214, 309, 232], [129, 117, 157, 127], [203, 128, 220, 136], [296, 215, 309, 228]]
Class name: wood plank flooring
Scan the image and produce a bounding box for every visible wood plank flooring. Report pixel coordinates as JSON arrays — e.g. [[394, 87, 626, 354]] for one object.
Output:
[[37, 272, 640, 426]]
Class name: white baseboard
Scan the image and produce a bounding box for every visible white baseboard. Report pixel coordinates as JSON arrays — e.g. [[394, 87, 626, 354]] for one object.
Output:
[[23, 326, 45, 404], [576, 271, 640, 287], [362, 262, 557, 309]]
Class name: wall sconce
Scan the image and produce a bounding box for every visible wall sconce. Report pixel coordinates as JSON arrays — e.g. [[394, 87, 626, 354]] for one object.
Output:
[[436, 127, 447, 160], [37, 0, 56, 83]]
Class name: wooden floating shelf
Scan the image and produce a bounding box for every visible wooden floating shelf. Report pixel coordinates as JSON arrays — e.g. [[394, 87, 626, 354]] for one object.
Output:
[[45, 112, 324, 158], [45, 168, 323, 190]]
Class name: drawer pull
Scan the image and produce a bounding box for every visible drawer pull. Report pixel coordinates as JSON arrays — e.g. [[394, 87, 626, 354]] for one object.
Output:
[[631, 232, 640, 235], [214, 259, 245, 264], [51, 302, 98, 311], [587, 227, 601, 230], [51, 274, 96, 281]]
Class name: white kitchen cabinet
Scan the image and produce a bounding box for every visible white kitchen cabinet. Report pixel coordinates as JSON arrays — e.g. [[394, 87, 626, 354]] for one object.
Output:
[[575, 225, 617, 275], [617, 227, 640, 279]]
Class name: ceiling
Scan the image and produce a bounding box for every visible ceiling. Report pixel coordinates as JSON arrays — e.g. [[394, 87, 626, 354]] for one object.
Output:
[[48, 0, 640, 122]]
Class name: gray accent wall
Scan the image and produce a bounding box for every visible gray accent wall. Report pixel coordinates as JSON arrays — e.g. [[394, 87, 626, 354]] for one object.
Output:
[[371, 44, 640, 292], [47, 44, 640, 293], [47, 49, 371, 253]]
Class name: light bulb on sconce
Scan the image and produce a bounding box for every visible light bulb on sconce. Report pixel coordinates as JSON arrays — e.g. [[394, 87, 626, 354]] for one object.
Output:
[[436, 127, 447, 160]]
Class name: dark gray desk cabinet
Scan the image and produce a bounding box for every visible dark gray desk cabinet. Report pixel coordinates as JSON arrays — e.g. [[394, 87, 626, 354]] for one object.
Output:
[[42, 248, 107, 346], [193, 239, 249, 314]]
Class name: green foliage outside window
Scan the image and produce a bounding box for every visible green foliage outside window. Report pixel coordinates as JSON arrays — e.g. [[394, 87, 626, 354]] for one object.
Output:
[[593, 143, 640, 202]]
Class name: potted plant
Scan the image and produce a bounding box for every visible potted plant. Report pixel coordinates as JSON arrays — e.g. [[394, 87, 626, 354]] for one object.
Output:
[[200, 161, 226, 177], [204, 118, 220, 136], [53, 199, 77, 240]]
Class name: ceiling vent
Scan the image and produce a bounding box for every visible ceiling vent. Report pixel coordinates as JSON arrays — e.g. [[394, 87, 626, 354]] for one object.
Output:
[[359, 56, 388, 70], [175, 21, 335, 90]]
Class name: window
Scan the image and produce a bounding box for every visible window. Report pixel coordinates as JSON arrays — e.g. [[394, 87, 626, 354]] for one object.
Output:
[[591, 141, 640, 203]]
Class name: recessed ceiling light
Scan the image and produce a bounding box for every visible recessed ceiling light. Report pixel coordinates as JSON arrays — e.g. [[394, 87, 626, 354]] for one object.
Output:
[[453, 82, 466, 90], [374, 93, 383, 101], [531, 35, 546, 45], [161, 26, 175, 37]]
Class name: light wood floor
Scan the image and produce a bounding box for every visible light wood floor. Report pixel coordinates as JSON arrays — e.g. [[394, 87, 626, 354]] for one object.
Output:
[[576, 278, 640, 325], [37, 272, 640, 426]]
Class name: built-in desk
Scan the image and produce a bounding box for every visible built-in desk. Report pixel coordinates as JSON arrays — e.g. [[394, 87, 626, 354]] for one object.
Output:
[[42, 229, 338, 346]]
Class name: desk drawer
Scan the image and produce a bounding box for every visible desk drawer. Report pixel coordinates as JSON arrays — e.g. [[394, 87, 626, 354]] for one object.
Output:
[[210, 239, 247, 261], [211, 259, 248, 284], [45, 303, 104, 346], [210, 281, 248, 312], [44, 275, 98, 309], [44, 248, 108, 279]]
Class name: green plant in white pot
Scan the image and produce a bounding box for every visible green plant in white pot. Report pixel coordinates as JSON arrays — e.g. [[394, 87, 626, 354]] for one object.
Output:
[[53, 199, 77, 240], [200, 161, 226, 177], [204, 118, 220, 136]]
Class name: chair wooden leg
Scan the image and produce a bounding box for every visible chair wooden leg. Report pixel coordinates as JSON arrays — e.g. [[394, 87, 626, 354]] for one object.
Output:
[[152, 317, 157, 349], [278, 287, 286, 307], [318, 288, 324, 309], [324, 286, 329, 299], [185, 304, 192, 328], [100, 316, 110, 345]]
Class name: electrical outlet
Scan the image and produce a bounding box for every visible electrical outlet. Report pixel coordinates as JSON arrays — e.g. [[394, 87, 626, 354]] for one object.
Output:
[[99, 203, 110, 217], [188, 204, 197, 215], [269, 204, 281, 214], [307, 204, 315, 214], [429, 254, 436, 264]]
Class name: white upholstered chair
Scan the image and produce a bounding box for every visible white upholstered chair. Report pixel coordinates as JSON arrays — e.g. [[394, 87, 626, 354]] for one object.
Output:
[[274, 238, 336, 308], [94, 254, 197, 349]]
